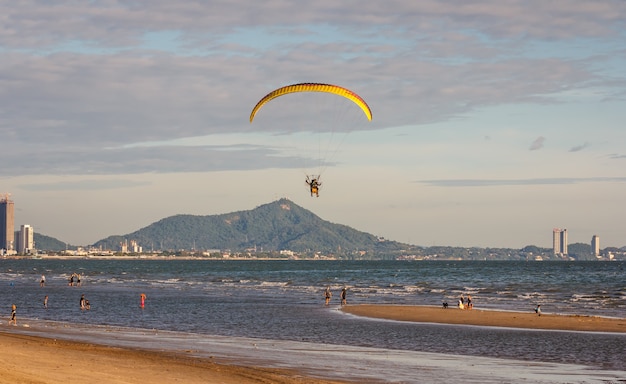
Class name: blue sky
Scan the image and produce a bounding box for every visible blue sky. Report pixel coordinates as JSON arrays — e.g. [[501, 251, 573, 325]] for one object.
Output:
[[1, 1, 625, 248]]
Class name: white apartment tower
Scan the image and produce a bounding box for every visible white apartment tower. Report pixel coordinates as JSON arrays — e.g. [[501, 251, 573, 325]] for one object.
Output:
[[18, 224, 34, 254], [552, 228, 568, 255]]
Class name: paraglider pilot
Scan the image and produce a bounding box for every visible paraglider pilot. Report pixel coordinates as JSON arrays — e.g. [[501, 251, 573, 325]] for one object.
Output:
[[306, 176, 321, 197]]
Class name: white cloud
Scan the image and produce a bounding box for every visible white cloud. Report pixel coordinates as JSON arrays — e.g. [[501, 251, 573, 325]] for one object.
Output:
[[529, 136, 546, 151], [1, 1, 625, 247], [569, 142, 591, 152], [418, 177, 626, 187]]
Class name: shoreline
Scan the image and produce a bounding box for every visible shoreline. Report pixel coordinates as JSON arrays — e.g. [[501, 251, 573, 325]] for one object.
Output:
[[0, 331, 348, 384], [3, 314, 625, 383], [341, 304, 626, 333], [3, 255, 328, 260]]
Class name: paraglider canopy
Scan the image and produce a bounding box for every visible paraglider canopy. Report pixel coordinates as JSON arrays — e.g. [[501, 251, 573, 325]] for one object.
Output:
[[250, 83, 372, 123]]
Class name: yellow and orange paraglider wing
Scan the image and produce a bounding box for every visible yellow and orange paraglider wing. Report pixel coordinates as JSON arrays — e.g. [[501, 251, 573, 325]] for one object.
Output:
[[249, 83, 372, 122]]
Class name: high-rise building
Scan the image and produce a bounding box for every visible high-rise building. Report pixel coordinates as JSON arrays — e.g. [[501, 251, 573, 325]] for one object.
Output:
[[552, 228, 560, 254], [591, 235, 600, 258], [17, 224, 34, 254], [0, 194, 15, 252], [552, 228, 568, 255]]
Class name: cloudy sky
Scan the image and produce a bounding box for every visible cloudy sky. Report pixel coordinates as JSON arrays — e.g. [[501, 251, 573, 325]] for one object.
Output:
[[1, 1, 625, 249]]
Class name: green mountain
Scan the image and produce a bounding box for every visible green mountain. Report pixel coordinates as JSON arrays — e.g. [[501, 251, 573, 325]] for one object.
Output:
[[92, 198, 407, 255], [34, 233, 71, 252], [31, 199, 626, 260], [567, 242, 594, 260]]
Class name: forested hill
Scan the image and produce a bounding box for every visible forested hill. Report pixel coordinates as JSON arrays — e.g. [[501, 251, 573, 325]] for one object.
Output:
[[93, 198, 407, 254], [34, 233, 69, 252]]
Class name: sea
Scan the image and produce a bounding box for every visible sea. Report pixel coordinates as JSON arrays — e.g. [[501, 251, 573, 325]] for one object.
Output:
[[1, 259, 625, 383]]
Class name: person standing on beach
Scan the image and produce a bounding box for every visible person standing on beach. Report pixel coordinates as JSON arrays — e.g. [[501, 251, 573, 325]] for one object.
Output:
[[340, 287, 347, 306], [467, 295, 473, 310], [458, 295, 465, 309], [40, 274, 45, 287], [324, 286, 332, 306], [9, 304, 16, 325], [535, 304, 541, 316]]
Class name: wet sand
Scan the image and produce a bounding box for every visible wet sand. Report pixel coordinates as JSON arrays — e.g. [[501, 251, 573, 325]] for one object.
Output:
[[2, 307, 624, 383], [0, 331, 348, 384], [342, 304, 626, 333]]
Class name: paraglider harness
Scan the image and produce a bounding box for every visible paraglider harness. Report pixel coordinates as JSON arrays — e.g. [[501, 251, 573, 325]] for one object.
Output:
[[306, 175, 321, 197]]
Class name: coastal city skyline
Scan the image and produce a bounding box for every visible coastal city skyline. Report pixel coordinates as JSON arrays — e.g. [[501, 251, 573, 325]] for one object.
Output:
[[1, 2, 625, 248], [1, 194, 621, 254]]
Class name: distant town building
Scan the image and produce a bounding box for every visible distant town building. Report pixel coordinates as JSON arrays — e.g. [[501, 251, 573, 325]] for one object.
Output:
[[129, 240, 142, 253], [552, 228, 568, 255], [0, 194, 15, 252], [120, 239, 142, 253], [591, 235, 600, 258], [17, 224, 35, 254]]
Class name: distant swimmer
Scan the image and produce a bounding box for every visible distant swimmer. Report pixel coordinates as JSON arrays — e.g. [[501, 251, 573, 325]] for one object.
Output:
[[324, 286, 332, 306], [40, 274, 45, 287], [140, 293, 146, 308], [44, 295, 48, 309], [9, 304, 16, 325], [80, 294, 86, 310]]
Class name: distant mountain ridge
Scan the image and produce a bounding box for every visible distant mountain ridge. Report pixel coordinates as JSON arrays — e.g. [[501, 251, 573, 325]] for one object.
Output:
[[31, 199, 626, 260], [92, 198, 406, 254], [33, 233, 69, 252]]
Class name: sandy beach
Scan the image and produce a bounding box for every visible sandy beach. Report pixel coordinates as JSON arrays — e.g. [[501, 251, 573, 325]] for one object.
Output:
[[342, 304, 626, 333], [0, 331, 348, 384], [1, 305, 625, 384]]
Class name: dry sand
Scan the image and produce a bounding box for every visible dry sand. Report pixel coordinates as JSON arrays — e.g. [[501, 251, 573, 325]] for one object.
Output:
[[0, 331, 348, 384], [342, 304, 626, 333]]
